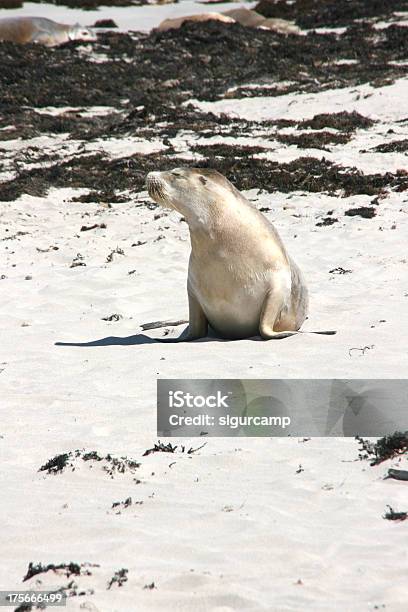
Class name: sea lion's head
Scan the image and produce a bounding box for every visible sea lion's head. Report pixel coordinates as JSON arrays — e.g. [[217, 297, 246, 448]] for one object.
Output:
[[69, 24, 97, 43], [146, 167, 237, 217]]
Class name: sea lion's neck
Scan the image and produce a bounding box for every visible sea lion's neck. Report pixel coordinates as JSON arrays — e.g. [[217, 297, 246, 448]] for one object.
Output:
[[184, 205, 220, 255], [178, 199, 218, 232], [189, 225, 217, 255]]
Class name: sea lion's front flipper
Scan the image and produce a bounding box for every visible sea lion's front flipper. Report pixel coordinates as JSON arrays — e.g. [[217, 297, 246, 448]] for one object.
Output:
[[149, 290, 208, 342], [184, 289, 208, 340], [31, 32, 55, 46]]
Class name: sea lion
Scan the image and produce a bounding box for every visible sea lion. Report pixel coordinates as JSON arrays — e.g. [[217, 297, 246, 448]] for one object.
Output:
[[223, 8, 300, 34], [146, 168, 335, 341], [260, 17, 300, 34], [222, 8, 267, 28], [155, 13, 234, 33], [0, 17, 96, 47]]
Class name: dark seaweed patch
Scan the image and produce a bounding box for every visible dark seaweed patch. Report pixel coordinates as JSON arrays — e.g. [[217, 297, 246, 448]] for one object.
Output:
[[1, 4, 408, 208], [3, 151, 408, 202], [330, 267, 352, 274], [372, 139, 408, 153], [1, 20, 408, 121], [356, 432, 408, 465], [101, 313, 123, 321], [112, 102, 249, 141], [14, 605, 33, 612], [39, 452, 72, 474], [0, 108, 119, 142], [1, 0, 22, 7], [300, 112, 375, 132], [178, 151, 408, 196], [192, 144, 267, 158], [80, 223, 107, 231], [93, 20, 119, 28], [107, 568, 128, 589], [255, 0, 408, 29], [112, 496, 134, 510], [106, 247, 125, 263], [143, 442, 177, 456], [23, 562, 82, 582], [386, 468, 408, 481], [0, 152, 181, 202], [345, 206, 377, 218], [143, 441, 207, 455], [383, 505, 408, 521], [39, 450, 140, 476], [194, 130, 351, 155], [81, 451, 103, 461], [316, 217, 339, 227], [277, 131, 351, 149]]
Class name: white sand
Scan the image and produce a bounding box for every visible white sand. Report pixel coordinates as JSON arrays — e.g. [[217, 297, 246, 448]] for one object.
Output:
[[191, 77, 408, 123], [1, 9, 407, 612]]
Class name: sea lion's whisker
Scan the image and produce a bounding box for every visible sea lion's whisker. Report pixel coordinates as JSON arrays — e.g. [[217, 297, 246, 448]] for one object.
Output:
[[147, 180, 166, 202]]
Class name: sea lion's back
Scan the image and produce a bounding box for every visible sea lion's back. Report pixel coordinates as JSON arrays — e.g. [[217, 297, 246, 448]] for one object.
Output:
[[0, 17, 34, 44], [0, 17, 64, 44]]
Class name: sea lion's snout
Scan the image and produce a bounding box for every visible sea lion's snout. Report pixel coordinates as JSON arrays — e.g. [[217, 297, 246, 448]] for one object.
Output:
[[146, 171, 167, 203], [146, 171, 162, 184], [69, 24, 97, 42]]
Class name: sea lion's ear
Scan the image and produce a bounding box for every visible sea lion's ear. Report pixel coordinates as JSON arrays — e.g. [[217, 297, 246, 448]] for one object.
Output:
[[68, 24, 79, 34], [199, 176, 207, 185]]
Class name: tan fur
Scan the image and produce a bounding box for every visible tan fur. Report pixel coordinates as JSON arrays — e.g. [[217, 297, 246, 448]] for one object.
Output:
[[146, 168, 311, 340], [155, 13, 234, 33], [154, 9, 300, 36], [261, 17, 300, 34], [223, 8, 300, 34], [0, 18, 40, 44], [223, 8, 266, 28], [0, 17, 95, 47]]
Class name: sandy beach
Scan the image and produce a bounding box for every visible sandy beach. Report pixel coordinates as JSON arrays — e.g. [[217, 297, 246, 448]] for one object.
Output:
[[1, 1, 408, 610]]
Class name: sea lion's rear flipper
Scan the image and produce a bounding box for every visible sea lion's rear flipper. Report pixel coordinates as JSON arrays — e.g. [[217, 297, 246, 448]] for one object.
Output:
[[259, 288, 336, 339], [259, 287, 299, 339], [260, 328, 337, 340]]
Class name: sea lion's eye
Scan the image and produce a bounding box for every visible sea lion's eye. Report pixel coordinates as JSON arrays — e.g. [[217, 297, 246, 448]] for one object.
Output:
[[199, 176, 207, 185], [172, 172, 182, 178]]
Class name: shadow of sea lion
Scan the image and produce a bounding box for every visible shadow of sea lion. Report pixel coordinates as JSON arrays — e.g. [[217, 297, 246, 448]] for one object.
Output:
[[54, 334, 222, 347], [55, 334, 160, 347]]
